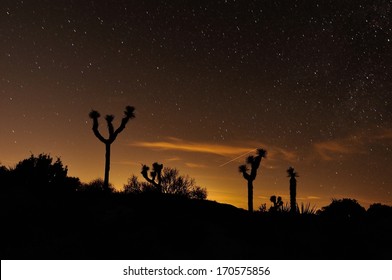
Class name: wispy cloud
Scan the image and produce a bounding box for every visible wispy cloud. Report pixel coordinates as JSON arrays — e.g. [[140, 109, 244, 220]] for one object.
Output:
[[185, 162, 208, 168], [306, 196, 321, 200], [313, 140, 358, 161], [312, 128, 392, 161], [166, 157, 181, 162], [131, 137, 298, 167], [132, 138, 255, 157], [372, 128, 392, 141], [274, 148, 298, 163]]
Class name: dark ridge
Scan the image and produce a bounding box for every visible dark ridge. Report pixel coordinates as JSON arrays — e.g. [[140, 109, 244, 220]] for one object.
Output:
[[1, 188, 391, 260]]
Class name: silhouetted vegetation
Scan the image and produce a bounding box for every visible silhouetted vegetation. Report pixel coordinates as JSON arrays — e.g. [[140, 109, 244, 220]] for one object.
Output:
[[269, 195, 283, 212], [141, 162, 164, 193], [1, 154, 392, 260], [287, 166, 298, 214], [89, 106, 135, 192], [298, 202, 317, 215], [125, 164, 207, 200], [238, 148, 267, 212], [317, 198, 366, 221], [78, 178, 115, 193], [367, 203, 392, 220], [0, 153, 80, 193]]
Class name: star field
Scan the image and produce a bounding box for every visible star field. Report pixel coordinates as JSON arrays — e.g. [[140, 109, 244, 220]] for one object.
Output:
[[1, 0, 392, 208]]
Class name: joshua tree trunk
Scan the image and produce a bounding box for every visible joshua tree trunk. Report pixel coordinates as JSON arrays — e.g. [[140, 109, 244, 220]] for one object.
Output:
[[248, 180, 253, 212], [287, 167, 298, 214], [290, 177, 296, 214], [104, 143, 111, 192]]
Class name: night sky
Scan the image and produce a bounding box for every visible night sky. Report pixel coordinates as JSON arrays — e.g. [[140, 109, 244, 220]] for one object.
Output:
[[1, 0, 392, 209]]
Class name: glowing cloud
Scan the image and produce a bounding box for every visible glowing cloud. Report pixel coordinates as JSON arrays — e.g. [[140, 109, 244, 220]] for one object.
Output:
[[131, 138, 300, 169], [185, 162, 208, 168], [131, 138, 255, 157]]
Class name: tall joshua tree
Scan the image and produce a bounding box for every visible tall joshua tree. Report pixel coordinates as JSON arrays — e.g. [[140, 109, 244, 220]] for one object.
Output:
[[287, 166, 298, 214], [89, 106, 135, 192], [238, 148, 267, 212], [141, 162, 164, 193]]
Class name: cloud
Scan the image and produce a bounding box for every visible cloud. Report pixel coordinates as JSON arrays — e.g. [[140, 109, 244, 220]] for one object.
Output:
[[274, 148, 298, 163], [131, 137, 299, 168], [132, 138, 255, 157], [372, 128, 392, 141], [313, 140, 358, 161], [313, 128, 392, 161], [306, 196, 321, 200], [166, 157, 181, 162], [185, 162, 208, 168]]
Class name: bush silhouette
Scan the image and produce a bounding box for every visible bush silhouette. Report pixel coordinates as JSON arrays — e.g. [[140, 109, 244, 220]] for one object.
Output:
[[318, 198, 366, 221], [0, 164, 11, 189], [126, 164, 207, 199], [123, 175, 145, 194], [8, 153, 77, 192], [80, 178, 115, 193], [367, 203, 392, 220]]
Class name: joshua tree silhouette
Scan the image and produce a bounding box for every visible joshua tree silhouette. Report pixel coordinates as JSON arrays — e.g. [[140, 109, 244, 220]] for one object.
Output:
[[238, 148, 267, 212], [141, 162, 164, 193], [287, 166, 298, 214], [89, 106, 135, 192]]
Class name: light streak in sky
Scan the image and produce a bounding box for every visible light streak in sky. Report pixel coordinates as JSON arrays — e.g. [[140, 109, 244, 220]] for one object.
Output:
[[219, 149, 257, 167]]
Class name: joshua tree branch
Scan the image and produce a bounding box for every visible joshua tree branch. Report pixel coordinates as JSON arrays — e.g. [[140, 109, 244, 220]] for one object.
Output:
[[91, 118, 107, 143], [113, 116, 130, 139], [106, 115, 115, 137], [141, 172, 156, 186], [113, 106, 135, 139], [141, 163, 163, 192], [240, 171, 251, 181]]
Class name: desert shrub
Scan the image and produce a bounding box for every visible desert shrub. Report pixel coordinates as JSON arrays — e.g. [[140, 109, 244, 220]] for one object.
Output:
[[80, 178, 115, 193], [125, 167, 207, 200], [318, 198, 366, 220]]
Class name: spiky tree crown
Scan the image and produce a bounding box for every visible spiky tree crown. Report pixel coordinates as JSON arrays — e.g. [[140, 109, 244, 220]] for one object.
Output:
[[89, 110, 100, 119], [141, 165, 149, 174], [105, 115, 114, 122], [124, 106, 135, 119], [257, 148, 267, 158], [287, 167, 298, 178], [152, 162, 163, 172], [238, 148, 267, 179], [238, 164, 248, 173], [246, 155, 254, 164]]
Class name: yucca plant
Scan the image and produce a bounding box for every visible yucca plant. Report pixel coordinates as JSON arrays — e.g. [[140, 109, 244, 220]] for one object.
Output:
[[298, 202, 317, 215], [89, 106, 135, 192], [238, 148, 267, 212]]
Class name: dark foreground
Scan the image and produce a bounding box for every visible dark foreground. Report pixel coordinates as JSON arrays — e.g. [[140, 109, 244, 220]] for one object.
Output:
[[1, 189, 391, 260]]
